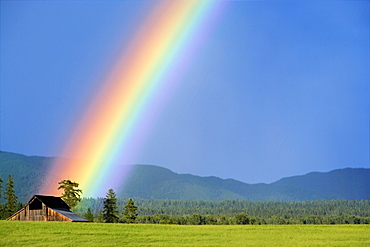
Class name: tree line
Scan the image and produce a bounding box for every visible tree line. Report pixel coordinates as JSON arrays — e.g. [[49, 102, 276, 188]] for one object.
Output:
[[134, 212, 370, 225], [74, 196, 370, 225]]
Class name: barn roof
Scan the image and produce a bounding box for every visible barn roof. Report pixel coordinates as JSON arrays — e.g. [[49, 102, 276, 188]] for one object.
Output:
[[52, 208, 88, 222], [32, 195, 70, 209]]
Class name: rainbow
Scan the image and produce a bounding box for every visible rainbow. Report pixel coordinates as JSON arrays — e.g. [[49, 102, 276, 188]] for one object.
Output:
[[41, 0, 224, 197]]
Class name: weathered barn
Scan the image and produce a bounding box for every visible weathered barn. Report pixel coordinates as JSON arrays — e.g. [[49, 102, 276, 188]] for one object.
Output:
[[7, 195, 88, 222]]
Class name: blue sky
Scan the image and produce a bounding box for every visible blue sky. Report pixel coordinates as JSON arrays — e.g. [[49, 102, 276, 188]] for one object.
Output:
[[1, 1, 369, 184]]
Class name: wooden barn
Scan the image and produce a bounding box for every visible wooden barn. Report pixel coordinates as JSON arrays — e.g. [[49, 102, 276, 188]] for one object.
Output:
[[7, 195, 88, 222]]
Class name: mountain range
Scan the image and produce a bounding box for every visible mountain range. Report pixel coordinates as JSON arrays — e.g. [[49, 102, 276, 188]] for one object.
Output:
[[0, 151, 369, 202]]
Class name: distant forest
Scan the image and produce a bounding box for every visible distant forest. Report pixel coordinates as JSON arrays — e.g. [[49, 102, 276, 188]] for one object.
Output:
[[1, 151, 370, 224], [74, 198, 370, 225]]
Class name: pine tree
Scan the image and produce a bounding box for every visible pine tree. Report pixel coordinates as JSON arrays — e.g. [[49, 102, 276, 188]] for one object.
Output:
[[0, 178, 3, 203], [122, 198, 138, 223], [97, 211, 104, 223], [4, 175, 18, 218], [0, 178, 3, 219], [84, 207, 94, 222], [0, 178, 4, 204], [103, 189, 119, 223], [58, 180, 82, 209]]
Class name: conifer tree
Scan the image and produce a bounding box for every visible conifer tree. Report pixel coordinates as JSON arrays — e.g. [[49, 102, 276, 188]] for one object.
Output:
[[103, 189, 119, 223], [97, 211, 104, 223], [0, 178, 3, 204], [4, 175, 18, 218], [0, 178, 3, 219], [122, 198, 138, 223], [58, 179, 82, 209], [84, 207, 94, 222]]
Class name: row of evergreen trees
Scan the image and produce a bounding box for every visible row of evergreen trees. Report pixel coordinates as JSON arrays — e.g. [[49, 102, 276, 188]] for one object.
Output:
[[83, 189, 138, 223], [0, 175, 21, 219], [74, 198, 370, 225], [56, 181, 138, 223], [134, 213, 370, 225], [75, 198, 370, 217]]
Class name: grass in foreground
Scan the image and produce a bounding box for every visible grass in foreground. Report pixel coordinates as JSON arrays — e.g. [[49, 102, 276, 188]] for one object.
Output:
[[1, 221, 369, 246]]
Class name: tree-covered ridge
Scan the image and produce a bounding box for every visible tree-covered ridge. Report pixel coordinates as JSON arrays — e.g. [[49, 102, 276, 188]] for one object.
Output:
[[121, 165, 370, 200], [1, 151, 370, 202], [0, 151, 51, 202]]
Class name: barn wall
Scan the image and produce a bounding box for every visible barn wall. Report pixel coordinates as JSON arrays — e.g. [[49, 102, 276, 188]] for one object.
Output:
[[28, 209, 45, 221], [7, 209, 26, 221], [8, 204, 47, 221]]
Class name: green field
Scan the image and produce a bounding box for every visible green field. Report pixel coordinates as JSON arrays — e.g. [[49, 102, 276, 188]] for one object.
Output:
[[1, 221, 369, 246]]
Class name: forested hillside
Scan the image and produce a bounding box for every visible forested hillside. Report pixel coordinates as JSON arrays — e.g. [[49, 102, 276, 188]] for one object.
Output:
[[119, 165, 370, 201], [1, 151, 369, 202], [0, 151, 50, 201], [272, 169, 370, 200]]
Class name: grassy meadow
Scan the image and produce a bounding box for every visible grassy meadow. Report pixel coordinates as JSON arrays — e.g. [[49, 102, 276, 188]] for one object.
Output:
[[1, 221, 369, 246]]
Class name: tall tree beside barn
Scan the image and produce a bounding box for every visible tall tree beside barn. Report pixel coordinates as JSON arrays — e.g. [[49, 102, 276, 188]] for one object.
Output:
[[58, 180, 82, 209], [122, 198, 138, 223], [4, 175, 18, 218], [103, 189, 119, 223]]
